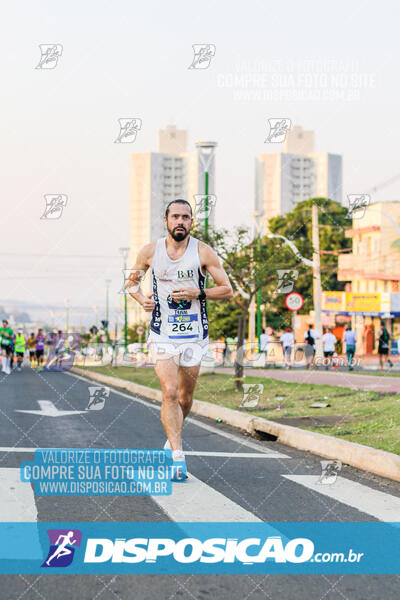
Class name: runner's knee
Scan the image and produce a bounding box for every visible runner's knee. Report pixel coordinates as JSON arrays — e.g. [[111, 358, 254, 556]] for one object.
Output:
[[162, 384, 178, 402]]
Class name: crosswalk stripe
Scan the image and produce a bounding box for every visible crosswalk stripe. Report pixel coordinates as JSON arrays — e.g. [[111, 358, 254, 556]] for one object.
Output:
[[182, 451, 281, 458], [153, 472, 262, 522], [0, 468, 37, 521], [0, 447, 282, 459], [282, 475, 400, 521], [0, 468, 42, 559]]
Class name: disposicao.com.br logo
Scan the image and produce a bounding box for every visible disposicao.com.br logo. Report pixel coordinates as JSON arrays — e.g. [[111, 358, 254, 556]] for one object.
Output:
[[84, 535, 313, 564]]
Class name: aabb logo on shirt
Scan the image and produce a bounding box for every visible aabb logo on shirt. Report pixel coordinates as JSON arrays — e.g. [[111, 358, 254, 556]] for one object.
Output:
[[177, 269, 194, 280]]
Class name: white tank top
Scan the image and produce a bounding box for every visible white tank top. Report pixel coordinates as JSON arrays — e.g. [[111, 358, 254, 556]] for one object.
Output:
[[149, 236, 209, 342]]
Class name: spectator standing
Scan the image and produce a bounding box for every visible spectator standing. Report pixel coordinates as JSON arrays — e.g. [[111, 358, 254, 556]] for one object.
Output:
[[322, 328, 337, 370], [280, 327, 294, 368], [304, 324, 319, 369], [377, 321, 393, 370], [342, 324, 357, 371]]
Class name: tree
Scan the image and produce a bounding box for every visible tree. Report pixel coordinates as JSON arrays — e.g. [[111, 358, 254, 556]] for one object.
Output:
[[267, 197, 351, 314], [192, 223, 293, 390]]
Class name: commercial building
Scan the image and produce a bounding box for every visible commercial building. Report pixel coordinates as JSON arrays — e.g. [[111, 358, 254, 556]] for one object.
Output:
[[128, 126, 216, 325], [255, 125, 342, 222], [327, 201, 400, 353]]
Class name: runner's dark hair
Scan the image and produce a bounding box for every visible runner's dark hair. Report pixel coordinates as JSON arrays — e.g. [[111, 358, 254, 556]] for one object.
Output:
[[165, 199, 192, 218]]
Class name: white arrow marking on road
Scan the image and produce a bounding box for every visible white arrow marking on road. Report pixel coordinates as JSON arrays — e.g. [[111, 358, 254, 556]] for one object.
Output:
[[15, 400, 88, 417]]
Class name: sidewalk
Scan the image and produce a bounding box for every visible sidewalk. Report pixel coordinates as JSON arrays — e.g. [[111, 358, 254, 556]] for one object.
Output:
[[214, 367, 400, 393]]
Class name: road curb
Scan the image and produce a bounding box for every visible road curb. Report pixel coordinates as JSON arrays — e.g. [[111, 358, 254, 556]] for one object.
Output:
[[72, 367, 400, 483]]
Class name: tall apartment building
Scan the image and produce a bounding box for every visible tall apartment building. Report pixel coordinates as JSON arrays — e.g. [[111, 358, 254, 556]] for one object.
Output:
[[128, 126, 216, 325], [255, 125, 342, 222]]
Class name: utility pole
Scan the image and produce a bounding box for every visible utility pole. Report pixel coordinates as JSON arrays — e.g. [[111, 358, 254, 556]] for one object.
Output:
[[312, 203, 323, 359], [105, 279, 111, 343], [119, 247, 130, 351], [195, 141, 217, 289], [65, 299, 70, 333], [252, 210, 264, 350]]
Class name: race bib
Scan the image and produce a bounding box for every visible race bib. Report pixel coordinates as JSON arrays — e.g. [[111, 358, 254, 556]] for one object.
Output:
[[167, 314, 199, 339]]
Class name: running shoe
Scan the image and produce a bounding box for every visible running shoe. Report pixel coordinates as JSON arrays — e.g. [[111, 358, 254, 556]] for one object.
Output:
[[164, 439, 184, 450], [171, 449, 188, 482]]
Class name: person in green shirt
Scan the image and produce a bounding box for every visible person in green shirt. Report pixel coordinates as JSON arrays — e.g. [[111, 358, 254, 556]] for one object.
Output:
[[1, 319, 14, 375], [14, 329, 26, 372]]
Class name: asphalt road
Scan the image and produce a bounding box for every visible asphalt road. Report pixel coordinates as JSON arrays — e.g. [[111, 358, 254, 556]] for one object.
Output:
[[0, 367, 399, 599]]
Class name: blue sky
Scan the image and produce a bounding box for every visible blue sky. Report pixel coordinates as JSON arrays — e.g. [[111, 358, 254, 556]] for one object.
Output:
[[1, 0, 399, 321]]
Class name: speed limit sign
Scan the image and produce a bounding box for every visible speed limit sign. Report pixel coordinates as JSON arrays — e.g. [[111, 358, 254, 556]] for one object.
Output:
[[285, 292, 304, 311], [136, 326, 144, 335]]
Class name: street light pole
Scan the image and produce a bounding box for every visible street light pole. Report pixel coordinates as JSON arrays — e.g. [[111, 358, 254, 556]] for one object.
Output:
[[312, 203, 323, 359], [252, 210, 265, 350], [119, 247, 130, 351], [65, 299, 69, 333], [195, 141, 217, 289], [105, 279, 111, 342]]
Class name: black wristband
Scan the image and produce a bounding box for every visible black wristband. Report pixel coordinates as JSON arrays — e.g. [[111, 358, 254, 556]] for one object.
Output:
[[197, 290, 206, 301]]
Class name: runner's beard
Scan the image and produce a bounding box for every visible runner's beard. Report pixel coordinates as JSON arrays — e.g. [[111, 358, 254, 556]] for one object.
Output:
[[168, 225, 189, 242]]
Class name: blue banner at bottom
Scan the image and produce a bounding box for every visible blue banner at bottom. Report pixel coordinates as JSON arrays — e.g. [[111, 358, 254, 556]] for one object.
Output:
[[0, 522, 399, 574]]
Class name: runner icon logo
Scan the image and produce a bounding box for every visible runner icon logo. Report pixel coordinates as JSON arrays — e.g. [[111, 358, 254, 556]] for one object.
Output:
[[188, 44, 216, 70], [239, 384, 264, 409], [40, 194, 68, 220], [347, 194, 370, 220], [35, 44, 63, 69], [317, 460, 342, 485], [87, 386, 109, 411], [114, 118, 142, 144], [41, 529, 82, 568], [265, 118, 292, 143], [275, 269, 298, 294]]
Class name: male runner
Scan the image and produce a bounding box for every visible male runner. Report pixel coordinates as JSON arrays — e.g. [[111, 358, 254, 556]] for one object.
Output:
[[1, 320, 14, 374], [15, 329, 26, 371], [35, 329, 46, 371], [126, 199, 233, 481], [27, 333, 36, 368]]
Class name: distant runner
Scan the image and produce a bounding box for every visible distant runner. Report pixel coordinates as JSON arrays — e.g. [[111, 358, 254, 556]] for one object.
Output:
[[35, 329, 46, 371], [27, 333, 36, 368], [1, 319, 14, 375], [14, 329, 26, 372]]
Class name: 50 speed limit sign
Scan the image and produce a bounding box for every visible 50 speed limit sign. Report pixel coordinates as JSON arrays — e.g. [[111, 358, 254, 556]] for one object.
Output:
[[285, 292, 304, 311]]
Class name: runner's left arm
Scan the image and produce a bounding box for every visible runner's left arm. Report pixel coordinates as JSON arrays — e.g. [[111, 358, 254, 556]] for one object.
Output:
[[172, 244, 233, 301]]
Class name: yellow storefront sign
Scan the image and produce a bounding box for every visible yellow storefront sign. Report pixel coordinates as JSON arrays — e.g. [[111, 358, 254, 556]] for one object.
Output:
[[322, 292, 346, 311], [345, 293, 381, 312]]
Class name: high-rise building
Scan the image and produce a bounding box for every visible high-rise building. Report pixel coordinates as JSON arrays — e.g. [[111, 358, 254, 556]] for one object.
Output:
[[255, 126, 342, 223], [128, 127, 216, 325], [282, 125, 314, 154], [158, 124, 187, 155]]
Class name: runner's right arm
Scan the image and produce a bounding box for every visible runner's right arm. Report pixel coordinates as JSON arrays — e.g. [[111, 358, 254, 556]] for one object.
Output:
[[125, 244, 155, 313]]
